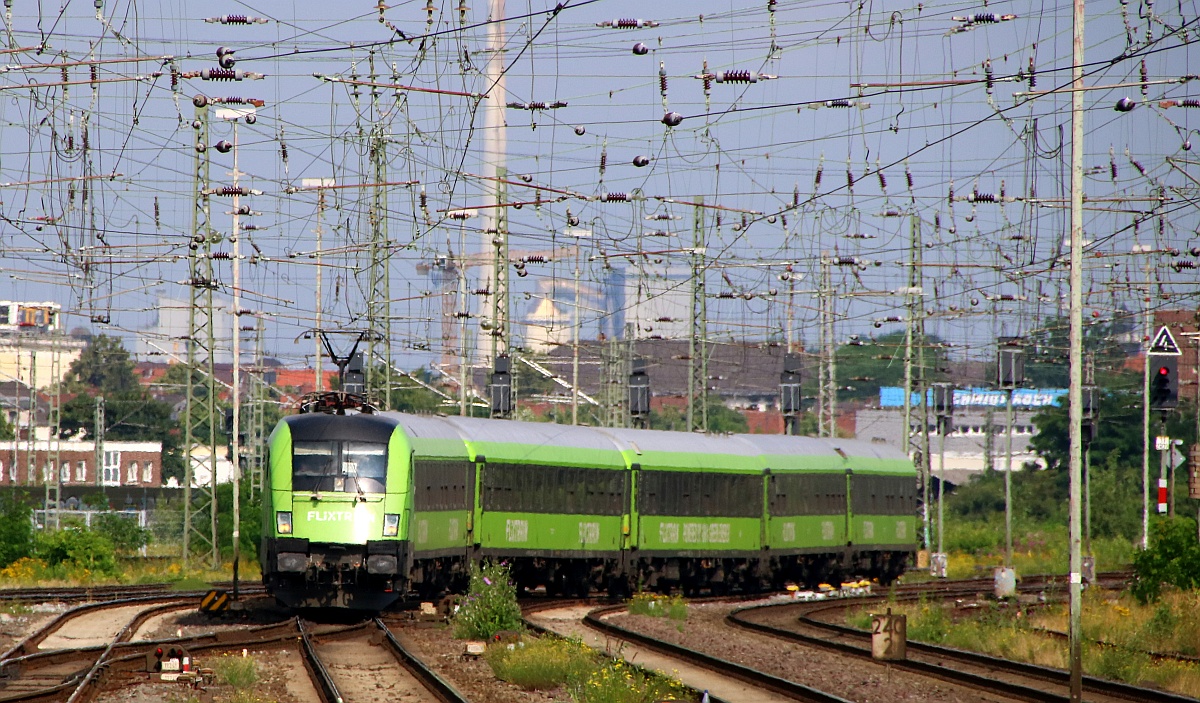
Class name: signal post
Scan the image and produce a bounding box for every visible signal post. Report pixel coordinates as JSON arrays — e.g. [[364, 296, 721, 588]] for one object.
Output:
[[1147, 326, 1181, 525]]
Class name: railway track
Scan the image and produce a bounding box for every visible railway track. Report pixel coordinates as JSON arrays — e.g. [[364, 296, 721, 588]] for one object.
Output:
[[728, 582, 1196, 703], [525, 599, 853, 703], [0, 582, 264, 603], [0, 589, 470, 703], [297, 616, 469, 703], [0, 594, 293, 703]]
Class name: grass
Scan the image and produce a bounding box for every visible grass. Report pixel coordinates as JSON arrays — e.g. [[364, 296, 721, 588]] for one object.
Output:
[[935, 518, 1138, 581], [626, 593, 688, 622], [846, 589, 1200, 697], [483, 634, 695, 702], [210, 653, 260, 689], [569, 658, 693, 703], [0, 554, 260, 589], [485, 636, 596, 689], [0, 601, 31, 616]]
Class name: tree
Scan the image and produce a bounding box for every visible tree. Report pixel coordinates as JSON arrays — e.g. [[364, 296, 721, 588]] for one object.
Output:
[[63, 334, 140, 394], [648, 400, 749, 433], [34, 528, 118, 577], [0, 410, 14, 440], [389, 381, 444, 414], [1023, 313, 1139, 389], [834, 331, 948, 402], [1131, 516, 1200, 603], [0, 494, 33, 567], [57, 336, 184, 482], [92, 513, 151, 554], [1029, 391, 1195, 474]]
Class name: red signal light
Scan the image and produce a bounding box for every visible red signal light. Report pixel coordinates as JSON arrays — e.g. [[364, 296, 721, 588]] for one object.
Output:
[[1159, 366, 1170, 375]]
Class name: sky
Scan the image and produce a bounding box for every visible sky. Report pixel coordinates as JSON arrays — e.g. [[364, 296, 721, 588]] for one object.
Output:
[[0, 0, 1197, 380]]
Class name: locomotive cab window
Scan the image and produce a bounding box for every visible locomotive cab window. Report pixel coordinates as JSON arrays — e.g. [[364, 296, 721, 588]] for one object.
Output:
[[294, 441, 388, 493]]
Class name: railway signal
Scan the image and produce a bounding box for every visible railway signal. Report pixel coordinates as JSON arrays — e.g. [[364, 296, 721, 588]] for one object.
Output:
[[344, 351, 366, 396], [996, 338, 1024, 388], [931, 383, 954, 577], [489, 355, 512, 417], [146, 644, 189, 673], [996, 338, 1024, 572], [1149, 357, 1178, 409], [779, 352, 802, 435], [629, 358, 650, 428], [1081, 386, 1099, 445]]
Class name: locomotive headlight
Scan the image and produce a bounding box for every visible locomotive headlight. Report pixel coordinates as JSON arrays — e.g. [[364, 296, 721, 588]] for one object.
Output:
[[383, 513, 400, 537], [276, 511, 293, 535]]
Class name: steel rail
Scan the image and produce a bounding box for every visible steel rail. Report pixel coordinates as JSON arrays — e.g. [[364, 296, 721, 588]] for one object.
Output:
[[729, 597, 1198, 703], [0, 582, 265, 603], [582, 604, 855, 703], [0, 613, 299, 703], [297, 618, 344, 703], [373, 617, 470, 703], [0, 593, 222, 663]]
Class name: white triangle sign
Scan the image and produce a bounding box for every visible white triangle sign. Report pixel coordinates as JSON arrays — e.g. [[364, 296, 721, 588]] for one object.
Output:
[[1148, 326, 1182, 356]]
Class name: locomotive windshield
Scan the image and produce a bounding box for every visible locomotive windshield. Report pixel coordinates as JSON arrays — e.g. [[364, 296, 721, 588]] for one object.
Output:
[[293, 441, 388, 493]]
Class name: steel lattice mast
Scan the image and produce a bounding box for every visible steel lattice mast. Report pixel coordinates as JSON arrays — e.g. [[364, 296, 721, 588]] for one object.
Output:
[[183, 102, 220, 570]]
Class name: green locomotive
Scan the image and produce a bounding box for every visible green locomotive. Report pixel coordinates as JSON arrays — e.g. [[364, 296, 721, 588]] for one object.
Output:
[[261, 408, 916, 609]]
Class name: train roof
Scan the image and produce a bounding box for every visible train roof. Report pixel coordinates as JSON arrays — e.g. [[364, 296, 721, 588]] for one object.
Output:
[[281, 412, 400, 444], [437, 415, 628, 469], [595, 426, 763, 471], [366, 413, 913, 474], [379, 412, 472, 460], [823, 438, 911, 473], [729, 434, 846, 471]]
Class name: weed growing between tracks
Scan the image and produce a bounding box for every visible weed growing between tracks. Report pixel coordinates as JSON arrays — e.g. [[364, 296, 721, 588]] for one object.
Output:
[[452, 561, 524, 640], [627, 593, 688, 627], [938, 520, 1137, 579], [569, 658, 693, 703], [485, 634, 694, 702], [211, 653, 261, 689], [1032, 588, 1200, 696], [486, 636, 596, 689]]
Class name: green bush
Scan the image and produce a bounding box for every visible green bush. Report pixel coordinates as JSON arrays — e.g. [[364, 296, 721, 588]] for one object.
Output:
[[34, 528, 119, 578], [0, 494, 33, 568], [452, 561, 523, 640], [92, 513, 150, 554], [485, 636, 595, 690], [1131, 516, 1200, 604]]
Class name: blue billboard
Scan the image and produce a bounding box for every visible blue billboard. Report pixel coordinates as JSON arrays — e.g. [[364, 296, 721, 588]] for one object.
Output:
[[879, 386, 1067, 409]]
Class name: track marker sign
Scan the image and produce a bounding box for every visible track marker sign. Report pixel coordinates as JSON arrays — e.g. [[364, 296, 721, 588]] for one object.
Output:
[[1149, 326, 1182, 356]]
